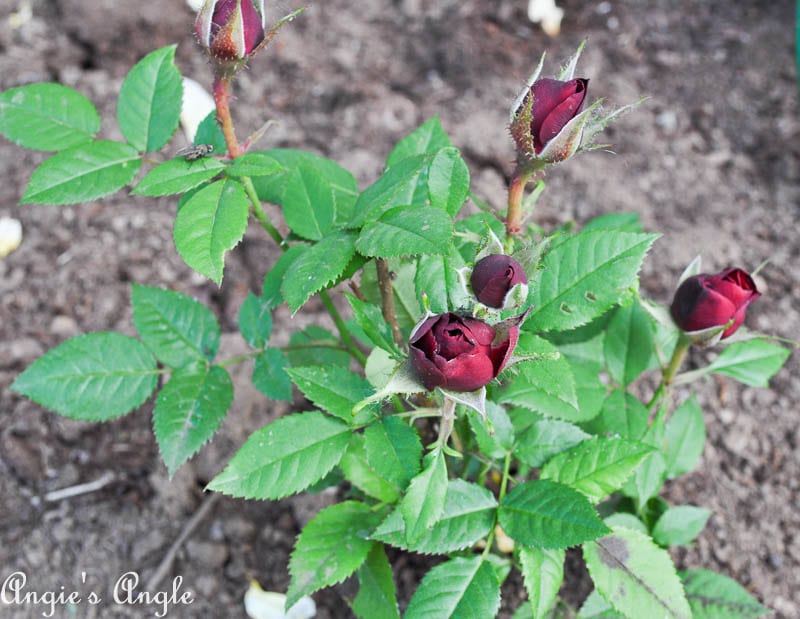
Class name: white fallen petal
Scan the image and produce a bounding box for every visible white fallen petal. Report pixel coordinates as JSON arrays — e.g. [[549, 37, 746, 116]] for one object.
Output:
[[244, 580, 316, 619], [527, 0, 564, 37], [181, 77, 217, 144], [0, 217, 23, 258]]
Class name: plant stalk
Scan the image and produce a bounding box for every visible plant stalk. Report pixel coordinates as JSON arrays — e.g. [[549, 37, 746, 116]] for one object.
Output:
[[376, 258, 404, 347], [213, 74, 243, 159], [319, 290, 367, 366], [663, 332, 691, 387]]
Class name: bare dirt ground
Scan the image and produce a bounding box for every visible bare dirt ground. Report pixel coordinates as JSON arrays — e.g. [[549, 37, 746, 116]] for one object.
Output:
[[0, 0, 798, 617]]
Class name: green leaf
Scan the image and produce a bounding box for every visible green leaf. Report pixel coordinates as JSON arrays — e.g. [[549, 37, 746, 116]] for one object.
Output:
[[540, 437, 655, 503], [131, 284, 220, 367], [225, 152, 284, 178], [207, 411, 351, 499], [500, 335, 581, 421], [117, 45, 182, 152], [603, 513, 648, 534], [386, 116, 452, 166], [359, 259, 422, 332], [664, 396, 706, 478], [0, 83, 100, 150], [603, 299, 654, 386], [583, 213, 643, 233], [652, 505, 711, 547], [467, 401, 515, 459], [706, 339, 790, 387], [173, 178, 249, 284], [238, 292, 272, 349], [252, 348, 292, 401], [133, 157, 224, 196], [281, 230, 357, 312], [286, 365, 377, 425], [526, 231, 659, 332], [404, 557, 500, 619], [153, 363, 233, 476], [415, 247, 470, 315], [350, 154, 433, 227], [286, 325, 350, 368], [583, 526, 692, 619], [586, 390, 648, 441], [578, 590, 626, 618], [518, 547, 565, 619], [22, 140, 140, 205], [353, 544, 400, 619], [339, 434, 400, 502], [402, 450, 448, 544], [193, 111, 227, 152], [287, 501, 381, 608], [515, 417, 589, 468], [680, 569, 769, 618], [365, 416, 422, 490], [261, 244, 308, 309], [11, 333, 158, 421], [372, 480, 497, 554], [428, 147, 470, 217], [345, 293, 401, 357], [356, 205, 453, 258], [280, 165, 336, 241], [499, 480, 610, 549]]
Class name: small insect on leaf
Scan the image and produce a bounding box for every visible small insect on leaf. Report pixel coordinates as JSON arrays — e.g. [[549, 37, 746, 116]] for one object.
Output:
[[175, 144, 214, 161]]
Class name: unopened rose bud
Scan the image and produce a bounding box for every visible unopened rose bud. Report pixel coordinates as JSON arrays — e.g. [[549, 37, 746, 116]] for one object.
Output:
[[196, 0, 266, 61], [670, 268, 760, 340], [409, 313, 518, 392], [470, 254, 528, 309]]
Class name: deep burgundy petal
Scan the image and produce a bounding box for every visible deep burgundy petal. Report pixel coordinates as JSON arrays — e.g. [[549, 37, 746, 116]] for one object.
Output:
[[458, 316, 497, 347], [240, 0, 266, 54], [489, 325, 519, 376], [530, 78, 588, 153], [471, 255, 527, 308], [671, 276, 737, 332], [710, 268, 760, 309], [438, 353, 496, 392], [409, 346, 446, 391]]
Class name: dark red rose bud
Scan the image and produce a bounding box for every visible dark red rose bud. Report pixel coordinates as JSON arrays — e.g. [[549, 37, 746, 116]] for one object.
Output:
[[529, 78, 588, 154], [196, 0, 266, 61], [470, 254, 528, 309], [409, 313, 519, 392], [670, 268, 761, 339]]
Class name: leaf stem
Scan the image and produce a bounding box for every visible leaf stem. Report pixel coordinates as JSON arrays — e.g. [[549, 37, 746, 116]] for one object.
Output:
[[481, 450, 513, 560], [241, 175, 283, 245], [376, 258, 405, 347], [319, 290, 368, 366]]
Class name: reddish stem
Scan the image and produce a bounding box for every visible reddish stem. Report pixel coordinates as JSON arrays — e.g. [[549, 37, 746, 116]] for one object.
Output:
[[505, 169, 531, 238], [213, 75, 242, 159]]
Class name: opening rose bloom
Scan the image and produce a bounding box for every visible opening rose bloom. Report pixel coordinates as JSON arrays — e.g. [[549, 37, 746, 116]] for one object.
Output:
[[527, 78, 588, 154], [670, 268, 761, 339], [409, 313, 518, 392], [196, 0, 266, 61], [470, 254, 528, 309]]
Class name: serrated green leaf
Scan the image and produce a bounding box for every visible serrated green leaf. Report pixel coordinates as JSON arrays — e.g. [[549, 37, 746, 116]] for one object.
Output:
[[603, 299, 655, 386], [287, 325, 350, 368], [404, 557, 500, 619], [402, 450, 448, 544], [193, 111, 226, 153], [570, 359, 607, 422], [281, 230, 356, 312], [540, 437, 655, 503], [583, 213, 643, 233], [515, 417, 589, 468], [287, 501, 381, 608], [603, 513, 648, 534], [583, 526, 691, 619], [238, 292, 272, 349], [500, 335, 581, 421], [652, 505, 711, 547], [173, 178, 249, 284], [365, 416, 422, 490], [22, 140, 140, 205], [11, 333, 158, 421], [133, 157, 224, 196], [585, 390, 648, 440], [356, 205, 452, 258], [0, 83, 100, 150], [345, 293, 401, 357], [207, 411, 351, 499], [286, 365, 377, 425], [372, 479, 496, 554], [117, 45, 182, 152], [252, 348, 292, 401], [225, 152, 284, 178], [428, 147, 470, 217], [261, 244, 308, 309], [339, 434, 400, 502], [467, 401, 515, 459], [706, 339, 790, 387], [518, 547, 565, 619], [680, 569, 769, 618], [415, 247, 469, 315], [350, 154, 433, 227], [499, 480, 610, 549], [353, 544, 400, 619], [664, 396, 706, 478], [280, 164, 336, 241], [386, 116, 452, 166], [153, 363, 233, 476], [526, 231, 659, 332], [131, 284, 220, 367], [622, 417, 667, 509], [578, 590, 626, 618]]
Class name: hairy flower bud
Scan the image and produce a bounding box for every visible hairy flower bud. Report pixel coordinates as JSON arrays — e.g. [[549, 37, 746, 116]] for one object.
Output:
[[196, 0, 266, 61], [470, 254, 528, 309], [670, 268, 760, 339], [528, 78, 588, 154], [409, 313, 518, 392]]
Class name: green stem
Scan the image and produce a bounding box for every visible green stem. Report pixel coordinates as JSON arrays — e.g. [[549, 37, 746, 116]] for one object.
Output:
[[241, 175, 282, 245], [376, 258, 404, 347], [319, 290, 367, 366], [482, 450, 513, 560], [663, 332, 691, 387]]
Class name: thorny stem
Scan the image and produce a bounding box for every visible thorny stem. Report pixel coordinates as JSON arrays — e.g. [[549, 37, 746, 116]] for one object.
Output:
[[213, 75, 242, 159], [376, 258, 404, 347], [505, 167, 534, 241]]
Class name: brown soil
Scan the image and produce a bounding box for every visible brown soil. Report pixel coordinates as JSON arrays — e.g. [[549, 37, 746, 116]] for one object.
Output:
[[1, 0, 797, 617]]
